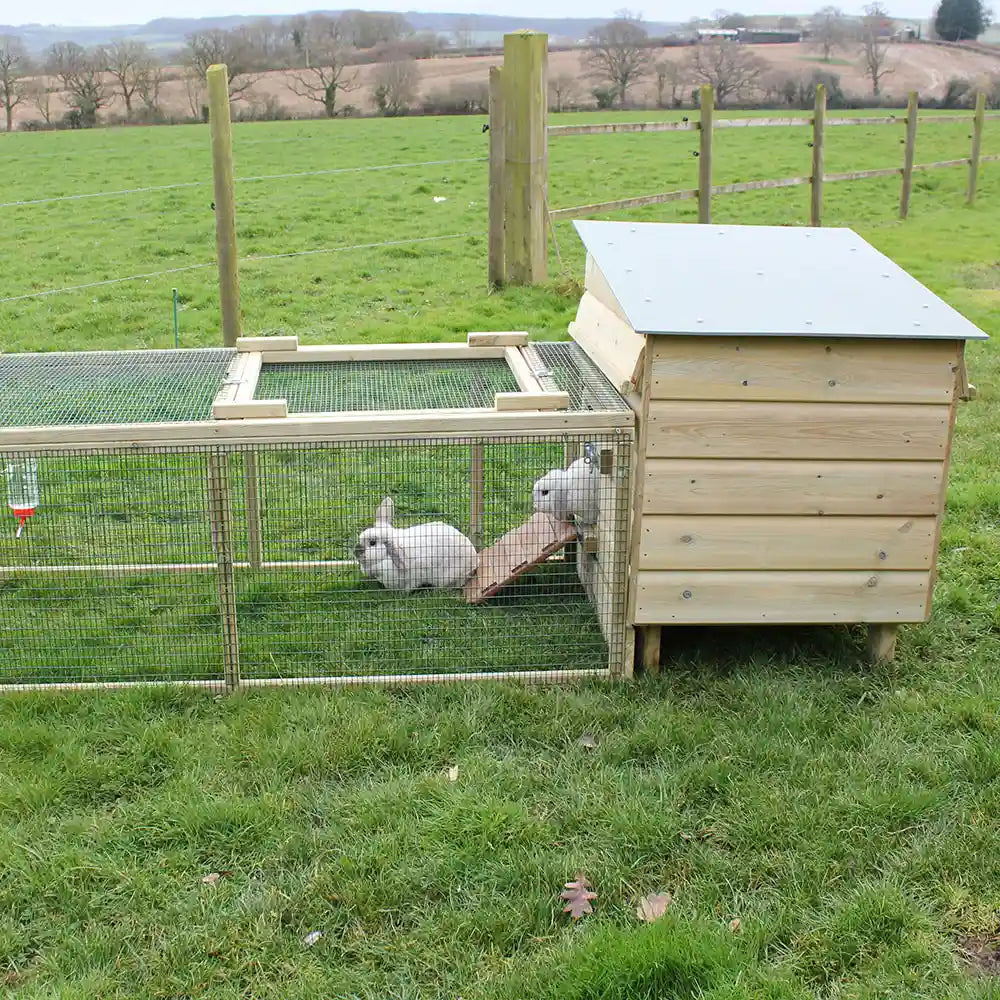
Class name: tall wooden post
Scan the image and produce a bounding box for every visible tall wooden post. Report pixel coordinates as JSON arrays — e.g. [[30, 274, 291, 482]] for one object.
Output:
[[503, 31, 548, 285], [968, 90, 986, 205], [697, 84, 714, 225], [810, 83, 826, 227], [206, 64, 241, 347], [488, 66, 505, 290], [899, 91, 918, 220]]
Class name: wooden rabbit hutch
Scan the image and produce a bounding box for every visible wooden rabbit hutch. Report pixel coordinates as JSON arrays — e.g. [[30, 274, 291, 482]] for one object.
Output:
[[566, 220, 988, 668]]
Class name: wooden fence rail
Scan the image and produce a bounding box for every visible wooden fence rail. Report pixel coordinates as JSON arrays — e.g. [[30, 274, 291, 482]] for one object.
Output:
[[489, 31, 1000, 286]]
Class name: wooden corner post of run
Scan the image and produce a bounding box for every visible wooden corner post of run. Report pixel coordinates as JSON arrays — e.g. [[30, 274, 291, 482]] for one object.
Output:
[[899, 91, 918, 219], [206, 63, 241, 348], [698, 84, 714, 224], [503, 31, 548, 285], [968, 90, 986, 205], [488, 66, 505, 290], [810, 83, 826, 226]]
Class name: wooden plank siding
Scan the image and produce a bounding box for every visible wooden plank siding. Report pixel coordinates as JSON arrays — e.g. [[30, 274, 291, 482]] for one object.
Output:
[[645, 401, 951, 460], [626, 335, 962, 629], [638, 516, 937, 571], [642, 460, 944, 516], [649, 336, 958, 403], [633, 570, 932, 624]]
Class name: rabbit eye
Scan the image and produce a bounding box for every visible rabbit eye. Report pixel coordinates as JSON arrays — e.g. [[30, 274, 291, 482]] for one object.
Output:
[[541, 489, 549, 496]]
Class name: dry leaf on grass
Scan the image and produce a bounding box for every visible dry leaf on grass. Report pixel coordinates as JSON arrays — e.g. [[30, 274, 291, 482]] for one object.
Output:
[[636, 891, 673, 922], [201, 871, 232, 886], [578, 733, 599, 749], [729, 918, 742, 933], [303, 930, 324, 947], [560, 873, 597, 920], [447, 765, 459, 782]]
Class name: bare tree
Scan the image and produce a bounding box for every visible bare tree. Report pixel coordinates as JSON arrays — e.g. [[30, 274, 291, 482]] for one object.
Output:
[[452, 17, 475, 50], [185, 29, 259, 99], [810, 6, 850, 61], [584, 9, 653, 107], [286, 15, 358, 117], [372, 56, 419, 115], [549, 71, 581, 111], [0, 35, 31, 131], [46, 41, 112, 125], [183, 68, 205, 118], [104, 39, 154, 117], [24, 79, 53, 124], [653, 58, 685, 107], [136, 63, 164, 115], [686, 39, 767, 105], [860, 1, 893, 95], [339, 10, 410, 49]]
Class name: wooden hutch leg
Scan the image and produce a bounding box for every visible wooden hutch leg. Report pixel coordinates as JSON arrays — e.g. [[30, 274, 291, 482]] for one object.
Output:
[[640, 626, 662, 675], [867, 624, 899, 663]]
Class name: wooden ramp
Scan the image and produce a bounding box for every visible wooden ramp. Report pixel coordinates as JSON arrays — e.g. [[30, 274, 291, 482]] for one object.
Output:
[[463, 513, 578, 604]]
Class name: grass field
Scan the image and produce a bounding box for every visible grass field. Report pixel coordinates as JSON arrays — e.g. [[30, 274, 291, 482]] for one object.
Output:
[[3, 107, 1000, 997]]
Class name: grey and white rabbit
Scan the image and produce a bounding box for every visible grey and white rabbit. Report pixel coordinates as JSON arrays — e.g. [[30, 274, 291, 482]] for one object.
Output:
[[532, 456, 600, 527], [354, 496, 478, 592]]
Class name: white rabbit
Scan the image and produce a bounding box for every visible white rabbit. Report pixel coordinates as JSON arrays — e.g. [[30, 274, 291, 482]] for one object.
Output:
[[354, 496, 478, 593], [532, 456, 600, 527]]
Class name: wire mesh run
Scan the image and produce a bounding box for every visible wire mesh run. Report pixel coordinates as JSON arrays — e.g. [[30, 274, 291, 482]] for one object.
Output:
[[0, 349, 236, 429], [256, 359, 520, 413], [529, 343, 634, 413], [0, 434, 632, 689]]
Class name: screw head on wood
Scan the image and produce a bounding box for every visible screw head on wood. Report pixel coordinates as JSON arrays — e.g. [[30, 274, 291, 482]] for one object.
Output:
[[682, 590, 692, 599]]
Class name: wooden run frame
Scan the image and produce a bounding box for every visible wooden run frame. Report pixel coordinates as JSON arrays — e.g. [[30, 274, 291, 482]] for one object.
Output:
[[0, 336, 636, 689]]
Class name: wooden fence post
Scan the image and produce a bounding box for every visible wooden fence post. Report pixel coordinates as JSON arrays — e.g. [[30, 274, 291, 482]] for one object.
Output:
[[810, 83, 826, 226], [206, 64, 241, 348], [503, 31, 548, 285], [899, 91, 918, 219], [968, 90, 986, 205], [488, 66, 505, 290], [698, 84, 714, 224]]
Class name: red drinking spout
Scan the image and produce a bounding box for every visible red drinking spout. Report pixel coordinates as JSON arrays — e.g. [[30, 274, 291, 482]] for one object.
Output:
[[11, 507, 34, 538]]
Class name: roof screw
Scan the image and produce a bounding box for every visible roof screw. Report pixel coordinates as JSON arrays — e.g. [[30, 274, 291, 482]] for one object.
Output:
[[682, 590, 692, 599]]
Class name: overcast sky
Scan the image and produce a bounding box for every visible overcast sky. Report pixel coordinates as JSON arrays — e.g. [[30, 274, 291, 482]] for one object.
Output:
[[8, 0, 886, 28]]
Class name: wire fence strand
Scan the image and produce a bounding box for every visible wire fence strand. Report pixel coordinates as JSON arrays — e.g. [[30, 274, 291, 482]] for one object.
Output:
[[0, 233, 479, 304], [0, 157, 488, 210]]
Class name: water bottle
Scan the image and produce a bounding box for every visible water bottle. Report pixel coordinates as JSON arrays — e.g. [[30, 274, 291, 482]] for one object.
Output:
[[6, 457, 39, 538]]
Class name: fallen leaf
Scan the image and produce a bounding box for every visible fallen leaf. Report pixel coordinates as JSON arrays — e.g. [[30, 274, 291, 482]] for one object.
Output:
[[303, 930, 324, 947], [201, 871, 232, 886], [560, 873, 597, 920], [447, 765, 459, 782], [636, 891, 673, 923], [729, 918, 742, 933], [578, 732, 599, 749], [679, 831, 694, 841]]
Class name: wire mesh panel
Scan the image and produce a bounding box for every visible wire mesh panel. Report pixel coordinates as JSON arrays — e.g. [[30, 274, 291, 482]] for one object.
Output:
[[0, 432, 632, 689], [0, 349, 235, 428], [0, 449, 225, 686], [255, 359, 520, 413]]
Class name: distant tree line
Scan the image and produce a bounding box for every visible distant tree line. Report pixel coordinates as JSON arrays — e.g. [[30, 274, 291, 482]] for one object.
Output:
[[0, 1, 997, 132]]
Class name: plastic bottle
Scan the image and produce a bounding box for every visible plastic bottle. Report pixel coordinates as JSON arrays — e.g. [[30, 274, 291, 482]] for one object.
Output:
[[6, 457, 39, 538]]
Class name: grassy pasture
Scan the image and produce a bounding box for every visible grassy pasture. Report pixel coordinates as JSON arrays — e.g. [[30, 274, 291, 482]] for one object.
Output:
[[2, 108, 1000, 998]]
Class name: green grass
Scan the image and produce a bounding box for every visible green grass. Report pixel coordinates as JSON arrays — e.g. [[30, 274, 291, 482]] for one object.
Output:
[[2, 109, 1000, 997]]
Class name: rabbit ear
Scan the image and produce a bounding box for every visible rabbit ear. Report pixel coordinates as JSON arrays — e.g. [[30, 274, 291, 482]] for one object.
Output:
[[375, 496, 394, 525], [384, 536, 407, 572]]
